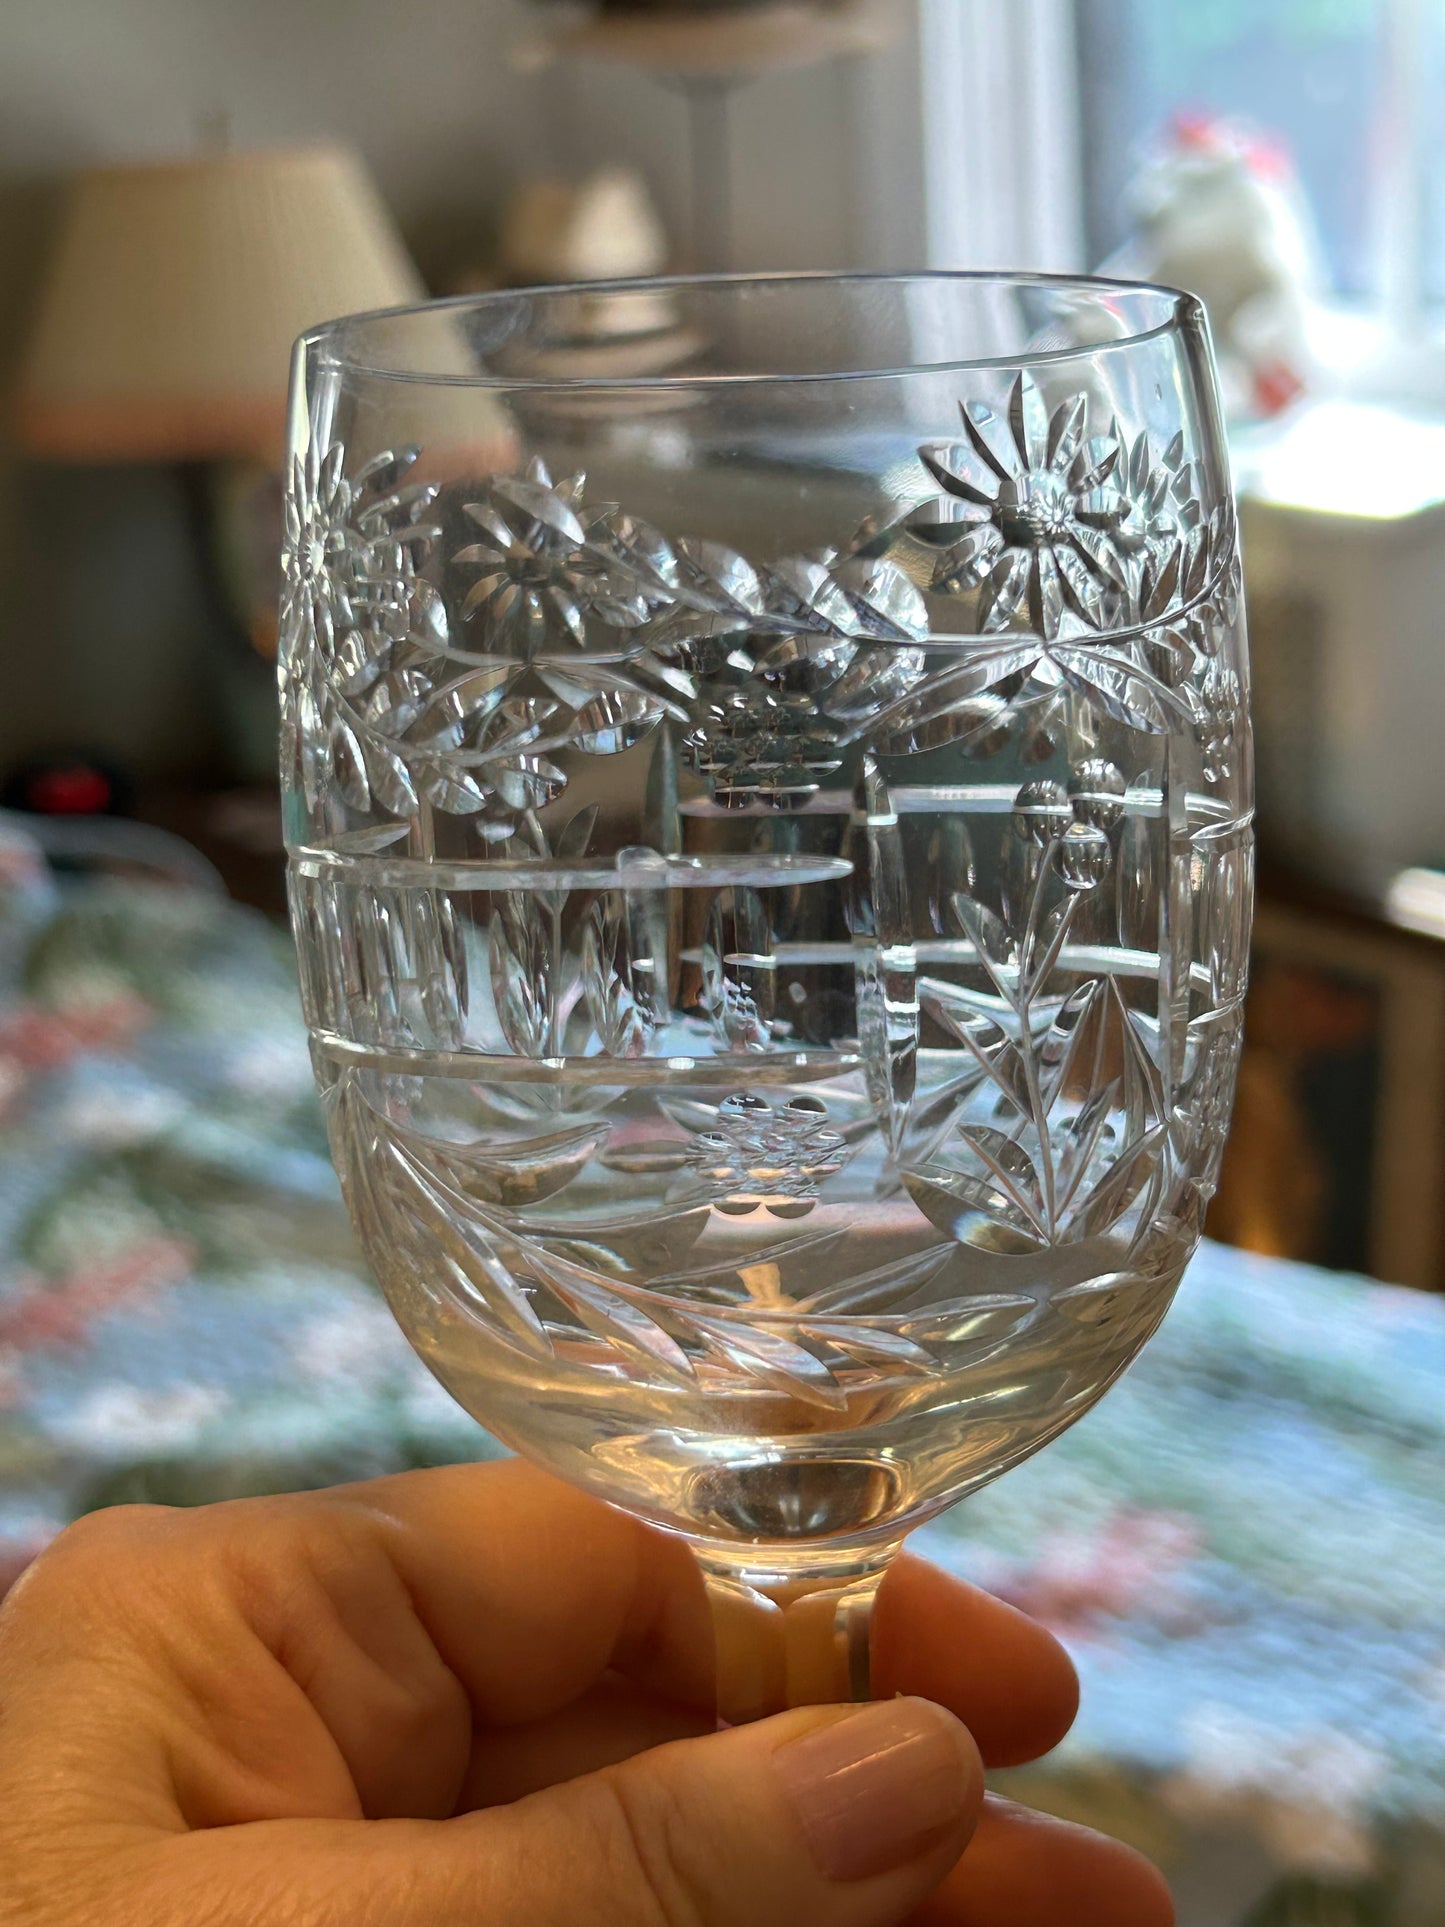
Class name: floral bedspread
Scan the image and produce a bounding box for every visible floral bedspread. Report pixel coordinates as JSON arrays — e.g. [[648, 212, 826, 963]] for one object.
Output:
[[1, 822, 1442, 1927]]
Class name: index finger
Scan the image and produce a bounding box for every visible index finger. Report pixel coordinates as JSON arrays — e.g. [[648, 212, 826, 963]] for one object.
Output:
[[354, 1457, 716, 1718], [351, 1461, 1079, 1764]]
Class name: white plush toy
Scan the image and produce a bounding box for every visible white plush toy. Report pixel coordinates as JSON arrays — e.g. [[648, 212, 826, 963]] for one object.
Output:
[[1106, 113, 1327, 421]]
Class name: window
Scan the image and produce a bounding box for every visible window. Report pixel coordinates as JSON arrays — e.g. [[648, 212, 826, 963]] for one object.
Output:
[[1078, 0, 1382, 295], [912, 0, 1445, 378], [915, 1, 1390, 293], [914, 0, 1084, 274], [1077, 0, 1445, 330]]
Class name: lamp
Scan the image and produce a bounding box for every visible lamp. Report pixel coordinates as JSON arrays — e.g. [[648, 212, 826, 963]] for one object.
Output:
[[16, 144, 424, 464], [515, 3, 896, 268], [10, 144, 426, 796]]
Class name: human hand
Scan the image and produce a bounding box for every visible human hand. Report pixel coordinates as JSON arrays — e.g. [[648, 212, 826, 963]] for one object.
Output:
[[0, 1461, 1171, 1925]]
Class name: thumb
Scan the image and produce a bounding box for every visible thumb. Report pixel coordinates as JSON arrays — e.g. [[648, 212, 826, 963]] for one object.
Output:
[[485, 1694, 982, 1926], [171, 1696, 982, 1927]]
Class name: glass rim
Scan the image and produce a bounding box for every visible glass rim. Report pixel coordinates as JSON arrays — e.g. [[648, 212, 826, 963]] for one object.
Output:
[[298, 268, 1205, 391]]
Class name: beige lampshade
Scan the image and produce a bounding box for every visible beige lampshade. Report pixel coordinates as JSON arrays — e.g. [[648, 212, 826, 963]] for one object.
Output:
[[16, 144, 425, 462]]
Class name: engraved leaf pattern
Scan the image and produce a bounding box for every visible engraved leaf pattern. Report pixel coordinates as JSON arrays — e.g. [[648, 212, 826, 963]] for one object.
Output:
[[701, 887, 775, 1053], [486, 809, 596, 1058], [332, 1069, 990, 1404], [582, 883, 668, 1059], [290, 874, 469, 1052], [845, 758, 917, 1155], [908, 840, 1174, 1253]]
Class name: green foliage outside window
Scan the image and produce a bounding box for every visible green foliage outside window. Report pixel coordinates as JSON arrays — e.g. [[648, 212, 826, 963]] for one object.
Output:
[[1147, 0, 1375, 59]]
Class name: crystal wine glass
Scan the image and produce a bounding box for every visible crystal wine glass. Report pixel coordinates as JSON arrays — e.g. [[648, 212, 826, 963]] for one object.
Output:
[[282, 273, 1252, 1720]]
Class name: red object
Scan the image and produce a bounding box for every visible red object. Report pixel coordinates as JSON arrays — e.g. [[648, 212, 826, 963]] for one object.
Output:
[[26, 764, 113, 815], [1171, 109, 1220, 152], [1252, 358, 1306, 418], [1244, 135, 1292, 183], [1169, 109, 1292, 182]]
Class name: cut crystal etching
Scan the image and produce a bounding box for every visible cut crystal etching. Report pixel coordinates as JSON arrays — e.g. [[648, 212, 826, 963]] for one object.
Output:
[[287, 285, 1250, 1561], [687, 1092, 848, 1216], [283, 374, 1240, 827], [906, 372, 1127, 637]]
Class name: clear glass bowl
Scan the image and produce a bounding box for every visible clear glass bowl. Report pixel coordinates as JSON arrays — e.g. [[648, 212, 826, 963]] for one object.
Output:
[[282, 272, 1252, 1716]]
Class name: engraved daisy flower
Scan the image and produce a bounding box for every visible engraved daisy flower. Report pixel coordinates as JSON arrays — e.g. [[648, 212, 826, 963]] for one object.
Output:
[[1097, 427, 1202, 586], [457, 457, 606, 652], [281, 442, 442, 667], [280, 442, 446, 817], [281, 443, 359, 654], [908, 372, 1124, 637], [451, 462, 698, 789], [1195, 664, 1244, 782]]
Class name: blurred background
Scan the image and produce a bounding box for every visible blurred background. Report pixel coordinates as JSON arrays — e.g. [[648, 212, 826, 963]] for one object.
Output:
[[2, 5, 1443, 1924]]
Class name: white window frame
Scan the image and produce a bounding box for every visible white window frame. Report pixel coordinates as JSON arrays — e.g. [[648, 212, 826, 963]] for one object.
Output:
[[849, 0, 1085, 276], [917, 0, 1084, 274], [1329, 0, 1445, 406]]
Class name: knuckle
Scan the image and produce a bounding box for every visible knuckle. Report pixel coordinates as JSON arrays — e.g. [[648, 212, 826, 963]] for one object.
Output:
[[3, 1506, 174, 1617], [357, 1650, 471, 1764], [398, 1658, 471, 1738], [591, 1769, 711, 1927], [48, 1503, 173, 1557]]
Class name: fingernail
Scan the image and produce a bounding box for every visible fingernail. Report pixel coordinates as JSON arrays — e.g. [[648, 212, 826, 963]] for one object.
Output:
[[772, 1696, 975, 1883]]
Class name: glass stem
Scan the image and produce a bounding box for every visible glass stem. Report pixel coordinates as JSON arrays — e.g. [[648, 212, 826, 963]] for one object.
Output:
[[696, 1542, 902, 1725]]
